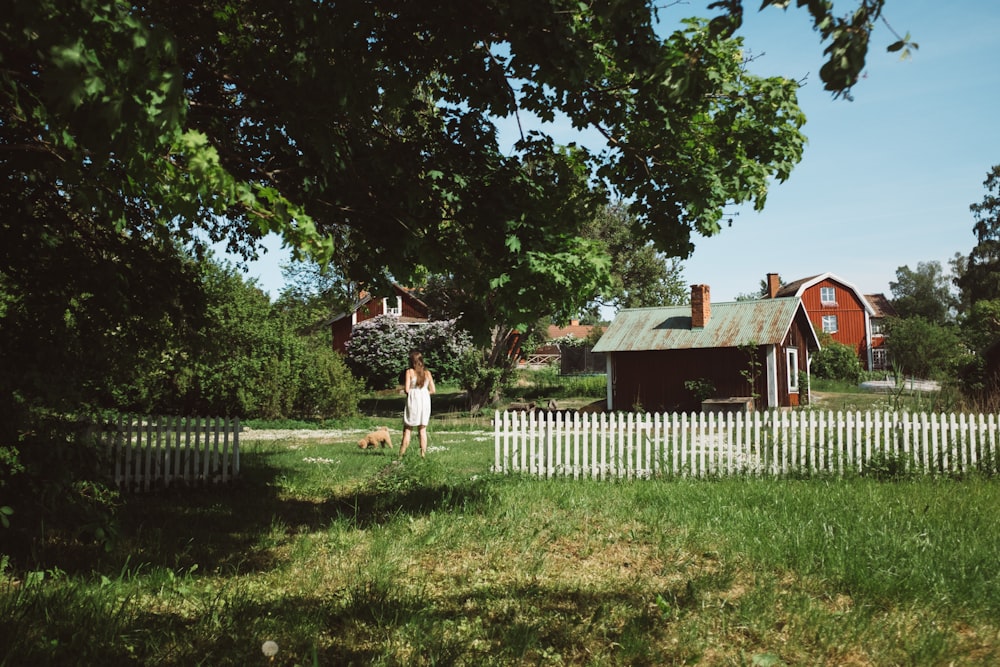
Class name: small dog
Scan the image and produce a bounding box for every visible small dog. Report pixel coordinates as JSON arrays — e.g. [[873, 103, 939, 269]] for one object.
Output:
[[358, 426, 393, 450]]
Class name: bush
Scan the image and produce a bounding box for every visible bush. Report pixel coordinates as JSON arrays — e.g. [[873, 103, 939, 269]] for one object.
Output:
[[291, 340, 362, 419], [811, 338, 862, 383], [345, 315, 473, 390]]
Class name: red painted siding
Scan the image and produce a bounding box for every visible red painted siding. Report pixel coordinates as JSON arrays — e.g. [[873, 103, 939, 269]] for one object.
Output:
[[799, 278, 870, 364]]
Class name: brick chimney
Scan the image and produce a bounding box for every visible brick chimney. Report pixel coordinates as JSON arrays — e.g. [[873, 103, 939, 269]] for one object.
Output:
[[691, 284, 710, 328], [767, 273, 781, 299]]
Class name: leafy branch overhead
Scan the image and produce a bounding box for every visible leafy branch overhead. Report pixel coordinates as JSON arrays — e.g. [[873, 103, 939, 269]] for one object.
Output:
[[3, 0, 902, 343]]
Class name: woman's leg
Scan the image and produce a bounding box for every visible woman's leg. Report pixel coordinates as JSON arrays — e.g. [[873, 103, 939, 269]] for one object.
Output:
[[399, 426, 413, 456], [418, 425, 428, 457]]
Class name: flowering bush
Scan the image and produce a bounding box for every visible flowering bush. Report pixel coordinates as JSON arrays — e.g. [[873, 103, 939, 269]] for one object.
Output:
[[345, 315, 473, 389], [413, 319, 473, 384]]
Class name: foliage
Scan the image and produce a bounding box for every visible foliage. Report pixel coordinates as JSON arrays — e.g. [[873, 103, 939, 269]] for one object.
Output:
[[889, 260, 958, 325], [885, 316, 963, 381], [345, 315, 472, 390], [344, 315, 418, 390], [411, 319, 474, 388], [739, 342, 763, 403], [810, 333, 863, 383], [581, 202, 689, 315], [684, 377, 716, 402], [956, 164, 1000, 305]]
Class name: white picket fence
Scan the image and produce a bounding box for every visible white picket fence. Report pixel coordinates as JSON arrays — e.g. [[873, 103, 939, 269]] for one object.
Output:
[[493, 410, 1000, 479], [98, 416, 240, 492]]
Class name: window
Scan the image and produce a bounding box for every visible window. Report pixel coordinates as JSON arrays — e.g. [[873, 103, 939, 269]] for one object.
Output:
[[871, 318, 885, 336], [786, 348, 799, 393], [383, 297, 402, 316], [822, 315, 838, 333], [872, 348, 888, 370], [820, 286, 836, 305]]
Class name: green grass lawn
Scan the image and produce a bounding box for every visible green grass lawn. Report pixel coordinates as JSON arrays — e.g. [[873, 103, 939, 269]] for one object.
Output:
[[2, 410, 999, 666]]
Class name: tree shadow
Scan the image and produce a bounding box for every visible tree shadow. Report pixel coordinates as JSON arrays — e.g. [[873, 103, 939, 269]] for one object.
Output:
[[68, 452, 497, 577]]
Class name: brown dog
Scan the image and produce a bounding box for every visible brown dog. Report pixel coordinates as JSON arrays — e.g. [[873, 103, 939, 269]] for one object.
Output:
[[358, 426, 393, 450]]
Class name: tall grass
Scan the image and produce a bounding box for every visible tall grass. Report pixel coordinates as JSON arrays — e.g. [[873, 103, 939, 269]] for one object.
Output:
[[2, 426, 998, 666]]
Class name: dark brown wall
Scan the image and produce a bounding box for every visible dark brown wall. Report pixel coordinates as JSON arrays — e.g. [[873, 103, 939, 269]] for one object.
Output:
[[610, 347, 766, 413]]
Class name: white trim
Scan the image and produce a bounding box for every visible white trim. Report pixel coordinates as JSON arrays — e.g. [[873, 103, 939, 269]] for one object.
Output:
[[767, 345, 778, 409], [784, 272, 876, 315], [605, 354, 614, 411], [786, 347, 799, 393]]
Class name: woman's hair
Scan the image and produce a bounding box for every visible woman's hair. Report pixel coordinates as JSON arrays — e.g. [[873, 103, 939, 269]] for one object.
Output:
[[409, 350, 426, 386]]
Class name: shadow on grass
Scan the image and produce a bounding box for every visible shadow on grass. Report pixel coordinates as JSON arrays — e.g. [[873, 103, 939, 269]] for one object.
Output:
[[66, 451, 497, 578]]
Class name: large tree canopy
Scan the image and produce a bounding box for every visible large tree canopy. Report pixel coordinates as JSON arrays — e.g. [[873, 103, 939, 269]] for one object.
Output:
[[2, 0, 902, 409]]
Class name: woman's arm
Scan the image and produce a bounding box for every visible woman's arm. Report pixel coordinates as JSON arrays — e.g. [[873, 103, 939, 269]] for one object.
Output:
[[427, 372, 436, 395]]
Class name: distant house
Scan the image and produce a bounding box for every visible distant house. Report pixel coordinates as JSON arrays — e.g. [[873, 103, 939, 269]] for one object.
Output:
[[542, 320, 605, 374], [592, 285, 820, 412], [328, 284, 430, 353], [767, 272, 894, 370], [864, 293, 899, 371]]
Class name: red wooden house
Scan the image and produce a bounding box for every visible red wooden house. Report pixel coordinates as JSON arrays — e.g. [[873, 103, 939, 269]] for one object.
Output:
[[328, 284, 430, 353], [592, 285, 819, 412], [769, 272, 895, 370]]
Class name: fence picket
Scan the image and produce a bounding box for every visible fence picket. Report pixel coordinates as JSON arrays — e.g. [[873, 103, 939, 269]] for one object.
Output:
[[102, 416, 240, 492], [493, 409, 1000, 481]]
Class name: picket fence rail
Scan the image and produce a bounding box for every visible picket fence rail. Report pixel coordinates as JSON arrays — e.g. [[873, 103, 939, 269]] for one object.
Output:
[[492, 409, 1000, 480], [96, 416, 240, 492]]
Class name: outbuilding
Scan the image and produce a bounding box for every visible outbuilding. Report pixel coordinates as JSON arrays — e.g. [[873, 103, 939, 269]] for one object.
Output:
[[592, 285, 820, 412]]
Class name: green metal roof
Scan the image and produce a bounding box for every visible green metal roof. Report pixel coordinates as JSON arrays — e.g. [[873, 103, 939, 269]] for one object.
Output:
[[592, 298, 810, 352]]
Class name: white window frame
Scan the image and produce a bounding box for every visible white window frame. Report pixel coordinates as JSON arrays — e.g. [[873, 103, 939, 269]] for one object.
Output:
[[786, 347, 799, 393], [383, 296, 402, 317], [820, 286, 836, 305], [821, 315, 838, 333]]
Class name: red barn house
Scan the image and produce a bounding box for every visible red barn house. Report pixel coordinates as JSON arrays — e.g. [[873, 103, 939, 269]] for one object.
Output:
[[769, 272, 893, 370], [328, 284, 430, 353], [592, 285, 819, 412]]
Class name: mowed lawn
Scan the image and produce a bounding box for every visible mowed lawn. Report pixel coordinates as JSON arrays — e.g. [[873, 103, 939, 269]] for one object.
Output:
[[2, 414, 999, 666]]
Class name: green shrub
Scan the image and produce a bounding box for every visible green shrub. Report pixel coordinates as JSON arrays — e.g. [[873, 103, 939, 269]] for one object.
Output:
[[811, 338, 862, 383]]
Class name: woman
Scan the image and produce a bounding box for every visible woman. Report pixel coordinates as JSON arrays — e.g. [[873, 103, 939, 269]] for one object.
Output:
[[399, 350, 436, 457]]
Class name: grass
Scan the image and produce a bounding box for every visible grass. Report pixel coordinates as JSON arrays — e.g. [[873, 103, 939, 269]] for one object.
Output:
[[2, 380, 999, 665]]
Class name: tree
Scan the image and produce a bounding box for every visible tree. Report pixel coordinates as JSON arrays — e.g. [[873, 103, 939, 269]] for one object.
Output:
[[889, 261, 958, 325], [956, 165, 1000, 305], [583, 203, 688, 314], [885, 316, 963, 381]]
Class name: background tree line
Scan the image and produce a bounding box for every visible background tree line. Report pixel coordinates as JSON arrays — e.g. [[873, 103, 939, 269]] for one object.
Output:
[[804, 163, 1000, 406]]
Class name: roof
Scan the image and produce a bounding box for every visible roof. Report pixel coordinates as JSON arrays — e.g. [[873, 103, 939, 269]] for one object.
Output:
[[864, 293, 898, 319], [546, 321, 600, 340], [325, 283, 429, 325], [774, 272, 875, 315], [592, 298, 818, 353]]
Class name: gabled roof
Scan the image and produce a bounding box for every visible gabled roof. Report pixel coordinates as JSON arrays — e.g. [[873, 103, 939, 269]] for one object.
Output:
[[864, 293, 898, 319], [325, 283, 429, 325], [774, 272, 875, 315], [592, 298, 818, 353]]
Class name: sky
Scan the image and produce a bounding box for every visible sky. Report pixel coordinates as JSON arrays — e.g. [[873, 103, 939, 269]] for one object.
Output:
[[230, 1, 1000, 305]]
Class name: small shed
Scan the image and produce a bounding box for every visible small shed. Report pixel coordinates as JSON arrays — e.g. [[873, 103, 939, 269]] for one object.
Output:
[[592, 285, 820, 412]]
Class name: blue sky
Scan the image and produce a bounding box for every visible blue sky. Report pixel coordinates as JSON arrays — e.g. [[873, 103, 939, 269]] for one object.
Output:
[[232, 1, 999, 305]]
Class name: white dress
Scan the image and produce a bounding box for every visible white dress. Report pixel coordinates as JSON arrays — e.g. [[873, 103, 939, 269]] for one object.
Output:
[[403, 373, 432, 427]]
